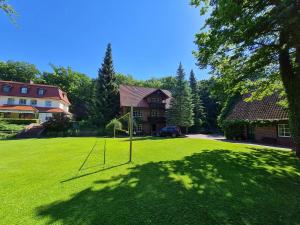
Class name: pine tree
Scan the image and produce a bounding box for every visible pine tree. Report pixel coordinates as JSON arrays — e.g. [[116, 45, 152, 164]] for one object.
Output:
[[189, 70, 205, 133], [95, 43, 120, 127], [167, 63, 194, 132]]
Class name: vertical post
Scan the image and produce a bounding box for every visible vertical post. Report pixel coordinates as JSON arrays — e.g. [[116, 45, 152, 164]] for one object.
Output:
[[113, 123, 116, 138], [103, 139, 106, 165], [129, 106, 133, 162]]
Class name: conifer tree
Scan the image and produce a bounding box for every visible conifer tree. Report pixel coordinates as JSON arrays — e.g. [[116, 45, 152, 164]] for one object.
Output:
[[95, 43, 119, 126], [167, 63, 194, 132], [189, 70, 205, 133]]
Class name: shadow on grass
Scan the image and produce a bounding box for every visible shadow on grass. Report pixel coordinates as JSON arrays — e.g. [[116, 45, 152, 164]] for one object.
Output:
[[37, 148, 300, 225]]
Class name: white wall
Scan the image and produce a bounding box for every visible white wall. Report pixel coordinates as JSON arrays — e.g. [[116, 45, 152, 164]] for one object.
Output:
[[0, 96, 69, 112], [38, 113, 53, 123]]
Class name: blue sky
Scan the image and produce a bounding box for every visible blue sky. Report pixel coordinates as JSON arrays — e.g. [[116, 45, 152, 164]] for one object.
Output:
[[0, 0, 209, 80]]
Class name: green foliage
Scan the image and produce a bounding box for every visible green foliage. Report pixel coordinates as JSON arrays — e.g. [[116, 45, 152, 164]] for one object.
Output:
[[189, 70, 205, 133], [0, 0, 16, 23], [0, 120, 25, 131], [40, 65, 95, 120], [105, 119, 122, 135], [167, 63, 194, 129], [192, 0, 300, 154], [115, 73, 177, 92], [44, 114, 72, 132], [96, 43, 120, 127], [0, 60, 40, 82], [198, 79, 221, 133], [0, 119, 39, 125]]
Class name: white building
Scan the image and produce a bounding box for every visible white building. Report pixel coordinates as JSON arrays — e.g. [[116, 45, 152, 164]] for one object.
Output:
[[0, 80, 71, 123]]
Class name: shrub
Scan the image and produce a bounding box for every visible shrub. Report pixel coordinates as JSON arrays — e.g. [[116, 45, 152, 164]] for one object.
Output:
[[44, 114, 72, 132], [0, 119, 39, 125], [105, 119, 122, 136]]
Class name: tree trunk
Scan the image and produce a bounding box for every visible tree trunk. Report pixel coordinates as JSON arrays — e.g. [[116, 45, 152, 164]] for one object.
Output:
[[279, 32, 300, 157]]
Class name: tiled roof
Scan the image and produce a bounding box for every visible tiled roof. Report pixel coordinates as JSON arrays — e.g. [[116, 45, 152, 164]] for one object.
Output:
[[0, 105, 38, 112], [0, 105, 69, 114], [119, 85, 172, 108], [226, 94, 289, 121], [0, 80, 70, 105], [35, 107, 69, 114]]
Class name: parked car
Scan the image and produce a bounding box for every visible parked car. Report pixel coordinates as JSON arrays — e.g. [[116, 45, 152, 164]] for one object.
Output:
[[158, 126, 181, 137]]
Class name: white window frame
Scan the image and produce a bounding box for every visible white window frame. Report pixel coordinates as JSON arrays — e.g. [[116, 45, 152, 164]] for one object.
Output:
[[133, 109, 143, 118], [38, 89, 45, 96], [45, 100, 52, 107], [30, 99, 37, 106], [19, 99, 27, 105], [278, 124, 291, 137], [7, 98, 15, 105], [21, 87, 28, 94]]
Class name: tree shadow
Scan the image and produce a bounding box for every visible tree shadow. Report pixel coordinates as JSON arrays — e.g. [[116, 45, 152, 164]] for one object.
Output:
[[36, 148, 300, 225]]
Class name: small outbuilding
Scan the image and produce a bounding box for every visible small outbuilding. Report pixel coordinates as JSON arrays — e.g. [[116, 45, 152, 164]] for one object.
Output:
[[223, 94, 293, 147]]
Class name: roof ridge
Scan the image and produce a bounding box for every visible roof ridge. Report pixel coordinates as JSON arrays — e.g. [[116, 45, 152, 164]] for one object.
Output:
[[0, 80, 60, 89]]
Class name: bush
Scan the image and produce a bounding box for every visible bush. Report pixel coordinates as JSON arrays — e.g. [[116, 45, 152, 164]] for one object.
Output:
[[44, 114, 72, 132], [0, 119, 39, 125], [0, 121, 25, 132], [105, 119, 122, 136]]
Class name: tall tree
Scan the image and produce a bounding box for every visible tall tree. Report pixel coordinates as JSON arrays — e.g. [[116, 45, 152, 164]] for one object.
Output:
[[40, 65, 95, 120], [96, 43, 119, 126], [189, 70, 205, 133], [167, 63, 194, 132], [0, 60, 40, 82], [192, 0, 300, 156]]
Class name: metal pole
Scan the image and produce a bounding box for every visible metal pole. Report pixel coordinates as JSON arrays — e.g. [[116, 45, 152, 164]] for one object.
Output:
[[129, 106, 133, 162]]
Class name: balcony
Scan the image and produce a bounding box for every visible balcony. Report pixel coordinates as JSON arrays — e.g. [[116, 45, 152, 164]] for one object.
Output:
[[148, 102, 166, 109], [148, 116, 166, 123]]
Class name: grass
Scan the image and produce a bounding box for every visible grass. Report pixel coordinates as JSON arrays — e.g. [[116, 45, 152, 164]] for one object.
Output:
[[1, 137, 300, 225]]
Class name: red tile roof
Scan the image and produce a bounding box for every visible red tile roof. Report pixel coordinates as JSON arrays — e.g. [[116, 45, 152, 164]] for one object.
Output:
[[0, 105, 70, 114], [0, 105, 38, 112], [119, 85, 172, 108], [35, 107, 69, 114], [0, 80, 70, 105], [226, 94, 289, 121]]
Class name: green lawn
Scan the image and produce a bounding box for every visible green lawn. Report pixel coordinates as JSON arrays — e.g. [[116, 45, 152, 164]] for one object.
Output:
[[1, 137, 300, 225]]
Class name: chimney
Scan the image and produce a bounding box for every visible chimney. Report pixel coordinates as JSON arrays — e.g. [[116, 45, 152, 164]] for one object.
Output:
[[29, 80, 34, 84]]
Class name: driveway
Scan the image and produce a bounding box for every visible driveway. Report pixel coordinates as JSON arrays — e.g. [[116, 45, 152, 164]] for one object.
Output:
[[186, 134, 226, 140], [186, 133, 292, 151]]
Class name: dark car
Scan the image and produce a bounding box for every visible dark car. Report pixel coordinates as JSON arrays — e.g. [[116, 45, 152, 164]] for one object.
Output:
[[158, 126, 181, 137]]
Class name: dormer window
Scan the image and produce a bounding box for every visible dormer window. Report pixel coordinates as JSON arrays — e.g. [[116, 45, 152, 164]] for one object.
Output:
[[38, 88, 45, 96], [20, 87, 28, 94], [2, 85, 11, 93]]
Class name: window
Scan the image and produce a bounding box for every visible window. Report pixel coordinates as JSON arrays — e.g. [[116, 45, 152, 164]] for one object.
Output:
[[151, 110, 160, 117], [7, 98, 15, 105], [20, 87, 28, 94], [38, 88, 45, 96], [19, 99, 27, 105], [137, 124, 143, 132], [151, 97, 161, 103], [133, 109, 143, 118], [2, 85, 11, 93], [30, 99, 37, 106], [45, 100, 52, 107], [278, 124, 291, 137]]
